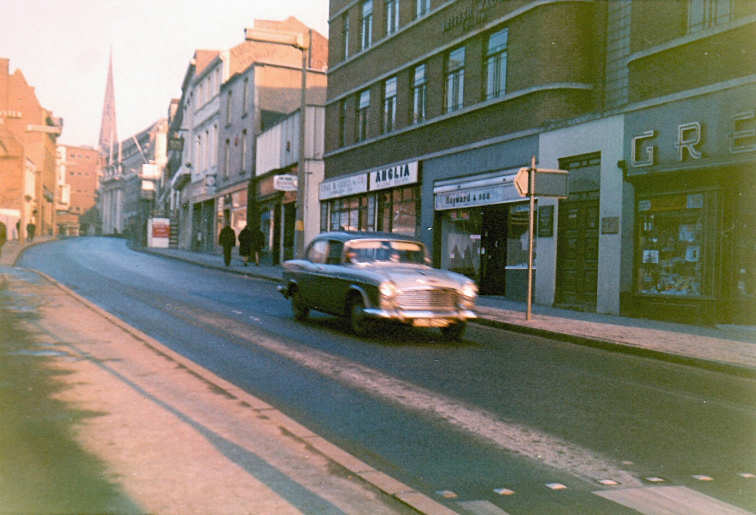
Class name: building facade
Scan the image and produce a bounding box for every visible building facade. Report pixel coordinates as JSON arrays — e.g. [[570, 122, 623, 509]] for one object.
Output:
[[56, 145, 102, 236], [0, 58, 62, 240], [324, 0, 608, 304], [323, 0, 754, 323]]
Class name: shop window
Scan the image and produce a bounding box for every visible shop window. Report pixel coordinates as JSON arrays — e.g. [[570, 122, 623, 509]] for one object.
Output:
[[506, 203, 531, 267], [637, 192, 713, 297], [442, 209, 482, 280], [378, 185, 418, 235]]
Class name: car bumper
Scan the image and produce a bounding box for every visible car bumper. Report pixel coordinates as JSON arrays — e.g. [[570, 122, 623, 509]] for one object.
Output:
[[362, 308, 476, 324]]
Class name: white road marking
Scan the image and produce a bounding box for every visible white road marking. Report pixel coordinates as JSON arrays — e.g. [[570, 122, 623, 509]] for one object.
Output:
[[493, 488, 515, 496], [598, 479, 619, 486], [436, 490, 458, 499], [545, 483, 568, 490], [738, 472, 755, 479], [457, 499, 510, 514], [184, 307, 642, 485], [594, 486, 752, 514], [692, 474, 713, 481], [644, 476, 665, 483]]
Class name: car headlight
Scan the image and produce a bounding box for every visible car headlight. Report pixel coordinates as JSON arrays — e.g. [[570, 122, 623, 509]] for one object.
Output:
[[379, 281, 399, 299], [461, 282, 478, 299]]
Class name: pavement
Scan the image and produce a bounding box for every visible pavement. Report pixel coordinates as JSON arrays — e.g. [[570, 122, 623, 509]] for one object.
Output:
[[1, 236, 754, 514]]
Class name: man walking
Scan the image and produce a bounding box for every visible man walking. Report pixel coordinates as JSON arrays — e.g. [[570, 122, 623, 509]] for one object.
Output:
[[218, 222, 236, 267], [0, 221, 6, 258]]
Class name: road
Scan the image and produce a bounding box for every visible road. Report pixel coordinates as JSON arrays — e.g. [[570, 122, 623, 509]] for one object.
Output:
[[20, 237, 756, 514]]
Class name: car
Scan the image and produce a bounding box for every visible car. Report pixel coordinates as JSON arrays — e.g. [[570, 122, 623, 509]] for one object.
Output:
[[277, 231, 477, 340]]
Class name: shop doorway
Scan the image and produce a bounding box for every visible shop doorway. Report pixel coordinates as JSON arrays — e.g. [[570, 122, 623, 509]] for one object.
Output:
[[556, 198, 599, 309], [480, 205, 508, 294]]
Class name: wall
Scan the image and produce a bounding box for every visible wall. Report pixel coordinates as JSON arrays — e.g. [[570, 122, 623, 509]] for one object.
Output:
[[537, 115, 625, 314]]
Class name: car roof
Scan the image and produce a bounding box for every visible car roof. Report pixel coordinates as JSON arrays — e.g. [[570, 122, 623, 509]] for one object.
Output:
[[314, 231, 422, 244]]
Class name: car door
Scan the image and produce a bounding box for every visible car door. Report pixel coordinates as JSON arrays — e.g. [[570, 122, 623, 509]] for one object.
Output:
[[299, 239, 328, 307], [318, 240, 348, 314]]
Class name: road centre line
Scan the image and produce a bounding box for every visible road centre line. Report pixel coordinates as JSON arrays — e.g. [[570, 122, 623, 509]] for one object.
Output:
[[178, 305, 642, 486]]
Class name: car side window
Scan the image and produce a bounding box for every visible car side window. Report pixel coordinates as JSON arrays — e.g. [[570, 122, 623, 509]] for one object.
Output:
[[306, 240, 328, 263], [326, 240, 344, 264]]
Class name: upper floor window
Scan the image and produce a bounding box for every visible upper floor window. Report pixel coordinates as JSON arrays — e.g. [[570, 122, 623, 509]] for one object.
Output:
[[386, 0, 399, 36], [223, 139, 230, 178], [485, 28, 508, 100], [356, 89, 370, 141], [361, 0, 374, 50], [343, 13, 351, 59], [226, 91, 232, 124], [416, 0, 430, 18], [339, 99, 348, 146], [411, 64, 427, 124], [242, 77, 249, 114], [445, 47, 465, 113], [383, 77, 397, 133], [241, 130, 248, 174], [688, 0, 732, 32]]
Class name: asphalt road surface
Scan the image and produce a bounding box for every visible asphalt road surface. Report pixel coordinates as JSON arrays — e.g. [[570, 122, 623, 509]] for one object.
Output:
[[20, 237, 756, 514]]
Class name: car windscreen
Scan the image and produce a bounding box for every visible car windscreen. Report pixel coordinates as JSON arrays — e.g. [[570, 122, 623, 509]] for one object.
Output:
[[345, 240, 426, 265]]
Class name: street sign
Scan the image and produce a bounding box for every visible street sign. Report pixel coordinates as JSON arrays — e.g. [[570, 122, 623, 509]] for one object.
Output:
[[274, 174, 298, 191], [514, 167, 569, 197]]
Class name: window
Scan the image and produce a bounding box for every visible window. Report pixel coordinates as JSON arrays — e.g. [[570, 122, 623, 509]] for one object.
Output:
[[485, 28, 508, 100], [382, 77, 397, 134], [361, 0, 373, 50], [339, 99, 348, 146], [226, 91, 232, 124], [416, 0, 430, 18], [386, 0, 399, 35], [411, 64, 427, 124], [343, 13, 350, 60], [355, 89, 370, 142], [378, 185, 419, 235], [240, 130, 248, 174], [445, 47, 465, 113], [224, 139, 230, 178], [242, 77, 249, 114], [688, 0, 731, 32], [306, 239, 328, 263]]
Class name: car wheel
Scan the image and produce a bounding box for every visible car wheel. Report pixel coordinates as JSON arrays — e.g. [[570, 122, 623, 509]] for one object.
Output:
[[348, 296, 369, 336], [441, 321, 466, 341], [291, 289, 309, 321]]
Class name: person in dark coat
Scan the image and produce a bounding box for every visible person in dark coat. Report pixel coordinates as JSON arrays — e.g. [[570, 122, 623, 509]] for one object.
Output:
[[218, 223, 236, 267], [252, 227, 265, 266], [238, 225, 252, 267]]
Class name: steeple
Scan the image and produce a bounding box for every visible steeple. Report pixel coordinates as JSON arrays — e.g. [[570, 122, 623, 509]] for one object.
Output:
[[98, 48, 118, 158]]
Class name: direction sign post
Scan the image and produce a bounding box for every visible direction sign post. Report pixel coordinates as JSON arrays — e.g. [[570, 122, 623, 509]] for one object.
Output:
[[517, 156, 569, 321]]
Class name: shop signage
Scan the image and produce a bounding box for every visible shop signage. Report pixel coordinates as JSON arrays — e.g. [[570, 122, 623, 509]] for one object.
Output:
[[514, 166, 568, 197], [274, 174, 298, 191], [319, 173, 368, 200], [631, 110, 756, 168], [141, 163, 160, 180], [168, 137, 184, 152], [148, 218, 170, 248], [369, 161, 418, 191], [0, 110, 22, 119], [435, 180, 520, 210]]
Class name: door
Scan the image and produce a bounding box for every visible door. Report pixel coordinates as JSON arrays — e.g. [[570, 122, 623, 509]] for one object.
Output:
[[480, 205, 508, 295], [556, 199, 599, 309]]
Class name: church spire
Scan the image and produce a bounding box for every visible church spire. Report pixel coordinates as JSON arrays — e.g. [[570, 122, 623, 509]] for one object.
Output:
[[98, 48, 118, 158]]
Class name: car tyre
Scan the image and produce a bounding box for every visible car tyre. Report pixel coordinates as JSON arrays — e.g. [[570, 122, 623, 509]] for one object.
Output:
[[291, 289, 309, 321], [349, 296, 370, 336], [441, 321, 466, 341]]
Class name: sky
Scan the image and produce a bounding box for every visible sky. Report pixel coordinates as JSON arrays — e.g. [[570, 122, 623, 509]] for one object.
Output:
[[2, 0, 330, 148]]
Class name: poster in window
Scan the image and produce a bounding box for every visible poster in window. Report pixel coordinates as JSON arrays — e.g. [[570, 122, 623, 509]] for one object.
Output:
[[685, 245, 700, 262], [642, 249, 659, 264]]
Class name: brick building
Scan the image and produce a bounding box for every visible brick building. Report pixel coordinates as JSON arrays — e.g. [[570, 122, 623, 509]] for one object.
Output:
[[56, 145, 102, 235], [322, 0, 755, 323], [0, 58, 62, 240]]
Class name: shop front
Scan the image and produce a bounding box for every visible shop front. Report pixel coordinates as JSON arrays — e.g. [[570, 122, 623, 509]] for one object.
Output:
[[253, 171, 297, 265], [625, 84, 755, 324], [433, 169, 532, 298], [319, 161, 420, 237], [215, 187, 248, 248]]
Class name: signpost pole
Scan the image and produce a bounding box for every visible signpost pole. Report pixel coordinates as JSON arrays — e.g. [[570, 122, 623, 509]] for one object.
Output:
[[527, 155, 536, 321]]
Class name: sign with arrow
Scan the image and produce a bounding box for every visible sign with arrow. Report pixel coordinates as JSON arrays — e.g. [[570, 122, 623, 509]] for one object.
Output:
[[514, 167, 569, 197]]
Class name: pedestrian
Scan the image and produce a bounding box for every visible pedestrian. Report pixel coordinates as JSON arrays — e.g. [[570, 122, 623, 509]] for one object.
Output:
[[238, 224, 252, 267], [26, 222, 36, 242], [218, 222, 236, 267], [0, 221, 7, 258], [252, 227, 265, 266]]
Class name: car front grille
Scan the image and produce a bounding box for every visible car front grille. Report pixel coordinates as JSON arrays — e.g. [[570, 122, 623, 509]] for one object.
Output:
[[395, 288, 457, 310]]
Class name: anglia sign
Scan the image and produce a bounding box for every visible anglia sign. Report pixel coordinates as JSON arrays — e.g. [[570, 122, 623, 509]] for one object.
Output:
[[514, 167, 568, 198]]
